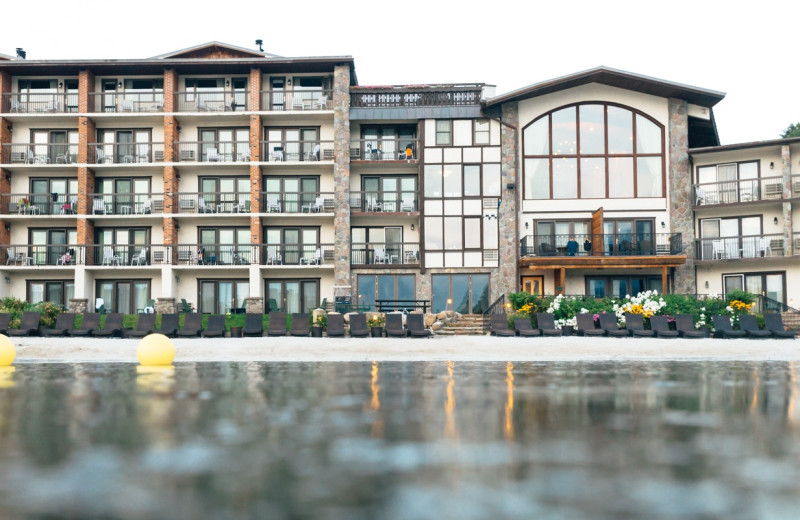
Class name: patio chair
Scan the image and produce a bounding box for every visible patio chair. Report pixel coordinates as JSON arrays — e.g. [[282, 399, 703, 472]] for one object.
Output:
[[325, 313, 346, 338], [290, 313, 310, 337], [650, 315, 679, 338], [158, 313, 179, 337], [137, 198, 153, 215], [267, 312, 287, 336], [121, 99, 135, 112], [93, 197, 107, 214], [176, 313, 203, 337], [266, 248, 282, 265], [206, 148, 221, 162], [408, 313, 433, 338], [0, 313, 11, 335], [712, 240, 725, 260], [314, 95, 328, 110], [599, 313, 630, 337], [131, 247, 148, 266], [6, 247, 25, 265], [95, 149, 106, 164], [198, 197, 216, 213], [302, 197, 324, 213], [489, 314, 516, 337], [202, 315, 226, 338], [180, 299, 194, 313], [763, 313, 798, 339], [102, 246, 120, 266], [514, 318, 541, 337], [711, 315, 746, 339], [8, 312, 41, 336], [535, 313, 563, 336], [242, 313, 264, 337], [233, 197, 248, 213], [623, 313, 655, 337], [127, 313, 157, 338], [373, 247, 389, 264], [576, 313, 605, 337], [92, 313, 124, 337], [675, 314, 707, 339], [349, 313, 370, 338], [69, 313, 101, 336], [42, 313, 76, 337], [299, 248, 321, 265], [385, 313, 408, 338], [266, 195, 281, 212], [230, 247, 247, 265], [399, 195, 414, 212], [738, 315, 772, 339]]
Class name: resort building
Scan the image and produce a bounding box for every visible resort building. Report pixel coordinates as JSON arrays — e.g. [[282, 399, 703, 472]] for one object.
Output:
[[0, 43, 796, 314]]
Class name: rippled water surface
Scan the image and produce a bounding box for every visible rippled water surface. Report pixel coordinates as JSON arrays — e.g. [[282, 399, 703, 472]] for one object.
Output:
[[1, 361, 799, 519]]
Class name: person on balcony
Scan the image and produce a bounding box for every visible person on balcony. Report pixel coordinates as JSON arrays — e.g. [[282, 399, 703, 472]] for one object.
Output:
[[566, 237, 579, 256]]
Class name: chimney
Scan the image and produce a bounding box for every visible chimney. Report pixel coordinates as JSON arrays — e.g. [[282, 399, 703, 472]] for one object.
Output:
[[15, 48, 26, 59], [255, 40, 263, 52]]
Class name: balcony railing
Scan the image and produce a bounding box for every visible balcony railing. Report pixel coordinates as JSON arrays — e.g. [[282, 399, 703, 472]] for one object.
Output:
[[793, 175, 800, 197], [349, 138, 418, 161], [261, 192, 334, 213], [85, 244, 170, 266], [171, 244, 334, 266], [260, 90, 331, 111], [89, 142, 165, 164], [260, 140, 334, 162], [2, 92, 78, 114], [174, 91, 249, 112], [90, 193, 164, 216], [350, 87, 483, 108], [1, 143, 78, 164], [174, 192, 251, 214], [695, 234, 786, 261], [260, 243, 334, 266], [174, 141, 251, 162], [520, 233, 683, 257], [350, 242, 419, 265], [0, 193, 78, 215], [3, 244, 83, 266], [349, 191, 418, 213], [795, 232, 800, 255], [694, 177, 786, 206], [89, 92, 165, 113]]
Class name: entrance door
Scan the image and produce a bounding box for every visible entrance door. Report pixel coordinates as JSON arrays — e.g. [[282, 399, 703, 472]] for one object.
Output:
[[521, 276, 543, 296]]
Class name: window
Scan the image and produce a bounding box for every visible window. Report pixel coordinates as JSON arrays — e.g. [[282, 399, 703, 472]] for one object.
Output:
[[435, 120, 452, 145], [698, 216, 763, 260], [265, 279, 319, 314], [123, 79, 163, 103], [522, 103, 664, 199], [357, 275, 415, 311], [360, 125, 417, 160], [199, 127, 249, 162], [351, 227, 406, 265], [96, 279, 150, 314], [474, 119, 490, 145], [432, 274, 490, 314], [265, 127, 320, 162], [185, 78, 223, 102], [29, 228, 77, 266], [95, 227, 149, 265], [586, 276, 662, 299], [31, 129, 78, 164], [533, 221, 591, 256], [28, 280, 75, 308], [603, 219, 655, 256], [198, 227, 251, 265], [264, 176, 319, 213], [98, 129, 152, 163], [423, 165, 499, 199], [360, 176, 417, 212], [199, 279, 250, 314], [696, 161, 761, 205], [96, 177, 151, 215], [28, 178, 78, 215], [722, 272, 785, 309], [200, 176, 249, 213], [264, 227, 319, 265]]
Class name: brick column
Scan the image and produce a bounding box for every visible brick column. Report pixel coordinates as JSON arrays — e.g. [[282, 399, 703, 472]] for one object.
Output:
[[0, 70, 11, 109], [782, 145, 793, 256], [668, 98, 695, 294], [249, 68, 261, 112], [77, 112, 96, 216], [490, 102, 519, 301], [163, 68, 180, 260], [77, 219, 94, 265], [250, 113, 262, 251], [78, 69, 94, 113], [332, 64, 351, 296], [163, 69, 178, 113]]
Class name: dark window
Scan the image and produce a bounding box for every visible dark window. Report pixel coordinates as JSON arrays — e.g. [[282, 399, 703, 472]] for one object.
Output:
[[265, 279, 319, 314], [96, 279, 150, 314], [199, 279, 250, 314], [27, 280, 75, 307], [432, 274, 489, 314], [357, 275, 415, 311], [435, 120, 452, 146]]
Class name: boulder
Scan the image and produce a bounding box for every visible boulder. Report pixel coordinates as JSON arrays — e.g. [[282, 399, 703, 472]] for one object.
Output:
[[431, 321, 443, 331], [343, 312, 358, 324], [424, 313, 436, 327], [436, 311, 448, 320], [311, 308, 327, 324]]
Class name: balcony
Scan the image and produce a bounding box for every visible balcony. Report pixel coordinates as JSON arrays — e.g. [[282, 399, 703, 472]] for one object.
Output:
[[261, 192, 334, 213], [1, 143, 77, 165], [174, 91, 249, 112], [3, 244, 82, 266], [260, 140, 334, 162], [521, 233, 683, 257], [349, 139, 418, 161], [695, 234, 790, 261], [174, 141, 251, 163], [694, 177, 787, 206], [172, 244, 334, 266], [350, 191, 418, 213], [1, 193, 78, 216], [89, 92, 164, 113], [85, 244, 169, 266], [89, 143, 165, 164], [260, 90, 331, 111], [174, 193, 250, 214], [90, 193, 164, 216], [350, 86, 483, 108], [351, 242, 419, 266], [2, 92, 78, 114]]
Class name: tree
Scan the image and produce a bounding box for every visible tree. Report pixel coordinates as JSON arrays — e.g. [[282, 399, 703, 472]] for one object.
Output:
[[781, 122, 800, 138]]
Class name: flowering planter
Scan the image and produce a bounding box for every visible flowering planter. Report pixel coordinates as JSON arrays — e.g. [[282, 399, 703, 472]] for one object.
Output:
[[371, 326, 383, 338], [311, 326, 323, 338], [561, 325, 574, 336]]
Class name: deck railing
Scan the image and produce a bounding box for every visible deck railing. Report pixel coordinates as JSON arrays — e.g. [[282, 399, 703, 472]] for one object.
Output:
[[350, 87, 483, 108], [89, 193, 164, 216], [0, 193, 78, 215], [261, 192, 334, 213], [174, 91, 250, 112], [350, 242, 419, 265], [1, 143, 78, 164], [260, 89, 331, 111], [694, 177, 786, 206], [2, 92, 78, 113], [260, 140, 334, 162], [174, 141, 251, 162], [349, 138, 418, 161], [260, 243, 334, 266], [695, 234, 786, 260], [349, 191, 418, 213], [520, 233, 683, 257], [89, 142, 165, 164], [3, 244, 83, 266], [174, 192, 251, 214], [89, 92, 165, 113], [85, 244, 170, 266]]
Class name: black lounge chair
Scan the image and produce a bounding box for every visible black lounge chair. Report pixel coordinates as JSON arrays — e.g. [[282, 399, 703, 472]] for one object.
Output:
[[490, 314, 516, 337], [290, 313, 310, 337], [176, 313, 203, 337], [349, 314, 370, 338], [242, 313, 264, 337], [763, 313, 798, 339], [42, 312, 76, 337], [202, 315, 226, 338], [267, 312, 287, 336], [599, 313, 630, 337], [158, 313, 179, 337], [650, 315, 679, 338], [385, 313, 408, 338], [624, 313, 655, 337], [127, 313, 157, 338], [325, 313, 346, 338], [536, 313, 563, 336], [408, 313, 433, 338], [576, 313, 605, 337], [0, 313, 12, 334], [675, 314, 706, 339], [69, 313, 100, 336], [93, 313, 124, 337], [514, 318, 541, 337], [738, 315, 771, 339], [8, 311, 41, 336], [711, 315, 746, 339]]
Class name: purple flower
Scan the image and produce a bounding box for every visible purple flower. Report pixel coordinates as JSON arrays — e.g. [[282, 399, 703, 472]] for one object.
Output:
[[592, 313, 600, 322]]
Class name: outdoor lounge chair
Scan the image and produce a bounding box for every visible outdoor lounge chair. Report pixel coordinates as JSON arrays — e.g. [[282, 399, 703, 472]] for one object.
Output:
[[490, 314, 516, 337], [738, 315, 772, 339], [176, 313, 202, 337], [624, 313, 655, 337], [158, 313, 179, 337], [325, 313, 346, 338], [514, 318, 541, 337], [0, 313, 11, 335], [202, 315, 226, 338], [349, 313, 370, 338], [127, 313, 157, 338], [290, 313, 310, 337], [92, 313, 124, 337], [385, 313, 408, 338], [267, 312, 287, 336], [69, 313, 100, 336], [599, 313, 630, 337], [711, 315, 746, 339], [536, 313, 563, 336], [42, 313, 76, 337], [576, 313, 605, 337], [674, 314, 706, 338], [650, 316, 679, 338], [8, 311, 41, 336], [408, 313, 433, 338], [242, 313, 264, 337], [763, 313, 798, 339]]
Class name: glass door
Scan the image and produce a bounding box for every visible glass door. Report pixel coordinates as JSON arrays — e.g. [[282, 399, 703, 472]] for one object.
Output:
[[30, 179, 50, 215], [102, 79, 117, 112], [267, 282, 283, 312], [270, 77, 285, 110], [116, 131, 133, 163], [218, 282, 234, 314], [284, 130, 300, 161], [382, 178, 398, 212], [199, 129, 216, 162], [115, 179, 132, 216], [218, 129, 234, 161], [283, 229, 300, 265], [283, 178, 300, 213], [385, 227, 402, 264], [285, 282, 300, 314], [116, 282, 132, 315], [200, 281, 216, 314], [232, 78, 247, 110], [363, 177, 380, 211], [301, 178, 318, 210], [636, 220, 654, 255], [200, 229, 219, 265]]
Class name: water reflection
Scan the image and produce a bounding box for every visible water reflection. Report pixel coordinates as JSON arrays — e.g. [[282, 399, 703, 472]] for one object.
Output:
[[0, 361, 798, 519]]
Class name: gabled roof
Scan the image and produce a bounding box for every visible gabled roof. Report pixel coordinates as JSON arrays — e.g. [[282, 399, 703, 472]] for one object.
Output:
[[0, 52, 15, 61], [690, 135, 800, 155], [151, 41, 281, 60], [485, 66, 726, 108]]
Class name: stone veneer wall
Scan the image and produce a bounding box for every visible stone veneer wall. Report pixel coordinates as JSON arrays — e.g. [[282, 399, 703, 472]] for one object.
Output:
[[782, 145, 794, 256], [245, 297, 264, 314], [490, 102, 519, 301], [155, 298, 175, 314], [332, 64, 352, 295], [69, 298, 88, 313], [668, 98, 695, 294]]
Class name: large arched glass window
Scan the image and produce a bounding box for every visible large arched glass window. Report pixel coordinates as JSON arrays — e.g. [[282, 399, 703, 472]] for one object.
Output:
[[522, 103, 665, 200]]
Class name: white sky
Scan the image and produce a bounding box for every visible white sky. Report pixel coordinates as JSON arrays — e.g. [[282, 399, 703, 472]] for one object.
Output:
[[3, 0, 798, 144]]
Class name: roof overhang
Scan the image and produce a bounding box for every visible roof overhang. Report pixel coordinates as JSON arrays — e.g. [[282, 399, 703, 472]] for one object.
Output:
[[690, 136, 800, 155], [519, 255, 687, 270]]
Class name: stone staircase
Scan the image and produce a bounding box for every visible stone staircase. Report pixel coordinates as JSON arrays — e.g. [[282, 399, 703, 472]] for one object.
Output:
[[436, 314, 488, 336]]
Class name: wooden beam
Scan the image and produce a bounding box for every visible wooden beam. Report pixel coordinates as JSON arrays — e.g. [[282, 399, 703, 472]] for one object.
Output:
[[661, 266, 668, 293]]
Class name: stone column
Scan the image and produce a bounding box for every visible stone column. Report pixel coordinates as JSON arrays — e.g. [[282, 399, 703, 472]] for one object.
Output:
[[490, 102, 519, 301], [245, 297, 264, 314], [782, 145, 793, 256], [155, 298, 176, 314], [69, 298, 88, 313], [332, 64, 351, 296], [668, 98, 695, 294]]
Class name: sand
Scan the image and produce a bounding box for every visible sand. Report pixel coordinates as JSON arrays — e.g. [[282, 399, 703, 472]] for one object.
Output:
[[8, 334, 799, 363]]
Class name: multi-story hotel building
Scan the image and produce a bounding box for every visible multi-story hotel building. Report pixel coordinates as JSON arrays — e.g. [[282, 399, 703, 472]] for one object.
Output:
[[0, 42, 796, 314]]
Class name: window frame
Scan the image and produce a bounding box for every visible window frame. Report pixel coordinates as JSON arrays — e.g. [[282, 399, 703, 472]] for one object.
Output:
[[27, 280, 75, 307], [264, 278, 320, 313], [435, 120, 453, 146], [95, 279, 151, 314], [473, 119, 491, 145], [198, 278, 250, 314]]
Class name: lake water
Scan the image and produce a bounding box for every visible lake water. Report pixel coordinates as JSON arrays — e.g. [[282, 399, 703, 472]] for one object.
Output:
[[0, 361, 799, 519]]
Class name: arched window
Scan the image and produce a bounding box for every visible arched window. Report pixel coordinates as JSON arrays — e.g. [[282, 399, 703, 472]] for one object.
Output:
[[522, 103, 665, 200]]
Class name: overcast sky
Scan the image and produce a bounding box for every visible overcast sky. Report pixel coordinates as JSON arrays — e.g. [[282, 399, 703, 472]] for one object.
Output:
[[3, 0, 797, 144]]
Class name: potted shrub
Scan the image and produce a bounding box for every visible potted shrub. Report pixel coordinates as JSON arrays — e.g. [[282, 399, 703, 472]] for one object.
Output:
[[312, 314, 326, 337], [368, 314, 385, 337]]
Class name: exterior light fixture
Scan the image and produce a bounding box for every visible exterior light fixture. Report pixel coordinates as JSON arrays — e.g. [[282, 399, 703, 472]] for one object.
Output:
[[705, 281, 709, 289], [661, 221, 665, 229], [770, 162, 774, 169], [410, 223, 414, 231], [774, 217, 779, 225]]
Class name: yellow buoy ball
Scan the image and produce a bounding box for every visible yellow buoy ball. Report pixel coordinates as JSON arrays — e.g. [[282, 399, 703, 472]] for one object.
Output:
[[136, 333, 175, 366], [0, 334, 15, 366]]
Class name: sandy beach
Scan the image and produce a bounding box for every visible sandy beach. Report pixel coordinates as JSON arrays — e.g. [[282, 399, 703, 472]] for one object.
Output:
[[7, 334, 799, 363]]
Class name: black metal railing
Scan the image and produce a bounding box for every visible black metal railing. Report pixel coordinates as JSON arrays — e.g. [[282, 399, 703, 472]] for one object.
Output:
[[3, 244, 83, 266], [482, 294, 506, 334], [176, 244, 255, 266], [89, 142, 165, 164], [260, 89, 331, 111], [89, 92, 165, 113], [2, 92, 78, 113], [174, 91, 249, 112], [260, 140, 334, 162], [695, 234, 786, 261], [375, 300, 430, 313], [173, 192, 250, 214], [86, 244, 170, 266], [174, 141, 251, 162], [694, 177, 786, 206], [350, 242, 419, 265], [1, 143, 78, 164], [349, 191, 418, 213], [349, 139, 418, 161], [0, 193, 78, 215], [520, 233, 682, 257], [89, 193, 163, 216], [260, 192, 334, 213], [350, 86, 483, 108], [261, 243, 334, 266]]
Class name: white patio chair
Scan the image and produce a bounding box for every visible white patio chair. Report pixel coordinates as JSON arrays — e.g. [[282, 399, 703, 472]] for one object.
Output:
[[93, 197, 107, 214], [302, 196, 324, 213], [711, 239, 725, 260], [299, 248, 321, 265], [96, 149, 106, 164], [292, 94, 305, 111], [399, 195, 414, 212], [266, 248, 282, 265], [758, 236, 771, 257], [314, 95, 328, 110], [6, 248, 24, 265], [367, 196, 382, 212], [266, 195, 281, 213], [198, 197, 216, 213], [137, 198, 153, 214], [121, 99, 135, 112], [131, 247, 148, 266], [206, 148, 221, 162], [373, 247, 388, 264], [233, 197, 248, 213], [102, 246, 120, 266]]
